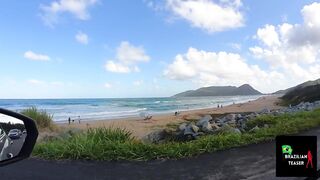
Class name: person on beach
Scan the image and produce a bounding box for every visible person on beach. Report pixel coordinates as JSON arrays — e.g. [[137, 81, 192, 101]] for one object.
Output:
[[78, 116, 81, 124], [68, 117, 71, 125], [217, 104, 220, 108]]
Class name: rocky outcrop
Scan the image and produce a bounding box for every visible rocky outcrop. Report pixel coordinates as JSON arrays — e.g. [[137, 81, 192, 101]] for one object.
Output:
[[143, 101, 320, 143]]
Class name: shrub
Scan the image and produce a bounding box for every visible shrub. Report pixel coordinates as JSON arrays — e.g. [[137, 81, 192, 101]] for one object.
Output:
[[21, 107, 55, 130]]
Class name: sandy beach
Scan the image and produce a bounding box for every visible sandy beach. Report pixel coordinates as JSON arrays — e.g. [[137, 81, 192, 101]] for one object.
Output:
[[58, 95, 283, 138]]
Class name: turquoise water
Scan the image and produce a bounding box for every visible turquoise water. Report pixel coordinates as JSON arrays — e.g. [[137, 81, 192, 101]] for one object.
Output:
[[0, 95, 263, 122]]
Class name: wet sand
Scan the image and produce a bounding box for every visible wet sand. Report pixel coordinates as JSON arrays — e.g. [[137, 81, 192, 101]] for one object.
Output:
[[58, 95, 283, 138]]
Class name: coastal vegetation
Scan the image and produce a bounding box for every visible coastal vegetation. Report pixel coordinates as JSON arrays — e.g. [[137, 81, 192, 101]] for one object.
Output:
[[21, 107, 56, 131], [281, 84, 320, 105], [33, 108, 320, 161]]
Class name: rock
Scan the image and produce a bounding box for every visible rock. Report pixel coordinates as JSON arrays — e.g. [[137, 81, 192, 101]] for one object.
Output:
[[237, 119, 247, 130], [197, 132, 205, 136], [236, 114, 242, 120], [213, 118, 221, 123], [247, 113, 257, 119], [211, 123, 220, 130], [225, 114, 236, 121], [178, 123, 187, 131], [249, 126, 260, 133], [182, 124, 199, 141], [191, 124, 199, 133], [227, 119, 237, 126], [184, 125, 194, 135], [196, 115, 212, 126], [260, 108, 270, 114], [201, 121, 213, 132], [306, 106, 313, 111], [142, 130, 167, 143]]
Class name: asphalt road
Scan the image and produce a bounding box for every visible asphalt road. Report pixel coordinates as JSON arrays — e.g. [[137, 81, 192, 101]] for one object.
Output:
[[1, 129, 320, 180]]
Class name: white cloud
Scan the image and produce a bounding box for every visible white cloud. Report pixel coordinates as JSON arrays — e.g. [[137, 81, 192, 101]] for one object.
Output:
[[250, 2, 320, 87], [133, 80, 144, 86], [105, 41, 150, 73], [75, 31, 89, 44], [116, 41, 150, 64], [256, 24, 280, 47], [165, 0, 244, 33], [105, 61, 131, 73], [24, 51, 50, 61], [40, 0, 98, 26], [104, 83, 112, 88], [164, 47, 287, 93]]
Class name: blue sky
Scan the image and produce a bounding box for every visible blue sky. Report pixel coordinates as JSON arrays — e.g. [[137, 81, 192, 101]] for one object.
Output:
[[1, 0, 320, 98]]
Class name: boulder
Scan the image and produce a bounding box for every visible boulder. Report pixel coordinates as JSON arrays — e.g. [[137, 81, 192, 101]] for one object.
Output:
[[201, 121, 213, 132], [182, 124, 199, 140], [225, 114, 236, 122], [191, 124, 199, 133], [142, 130, 167, 143], [227, 119, 237, 126], [260, 108, 270, 114], [236, 114, 242, 120], [183, 125, 194, 135], [211, 123, 220, 130], [178, 123, 187, 131], [237, 119, 247, 130], [196, 115, 212, 126]]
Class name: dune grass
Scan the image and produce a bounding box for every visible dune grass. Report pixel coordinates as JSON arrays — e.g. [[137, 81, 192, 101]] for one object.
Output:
[[33, 109, 320, 161], [21, 107, 56, 131]]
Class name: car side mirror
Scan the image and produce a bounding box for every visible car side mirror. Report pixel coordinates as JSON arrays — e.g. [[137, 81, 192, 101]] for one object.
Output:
[[0, 108, 38, 166]]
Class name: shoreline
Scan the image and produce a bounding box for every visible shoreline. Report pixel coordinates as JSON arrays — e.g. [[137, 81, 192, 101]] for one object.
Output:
[[52, 95, 263, 123], [58, 95, 283, 138]]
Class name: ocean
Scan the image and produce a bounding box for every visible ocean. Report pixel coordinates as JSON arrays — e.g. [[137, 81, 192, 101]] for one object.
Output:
[[0, 95, 263, 122]]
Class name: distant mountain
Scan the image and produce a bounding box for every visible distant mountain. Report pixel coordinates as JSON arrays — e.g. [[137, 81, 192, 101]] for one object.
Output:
[[273, 78, 320, 95], [173, 84, 262, 97], [281, 84, 320, 105], [279, 78, 320, 105]]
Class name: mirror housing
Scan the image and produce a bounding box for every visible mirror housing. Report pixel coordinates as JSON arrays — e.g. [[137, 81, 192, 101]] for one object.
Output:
[[0, 108, 38, 166]]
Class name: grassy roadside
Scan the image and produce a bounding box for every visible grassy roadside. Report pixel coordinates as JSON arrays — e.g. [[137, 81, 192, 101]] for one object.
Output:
[[32, 108, 320, 161]]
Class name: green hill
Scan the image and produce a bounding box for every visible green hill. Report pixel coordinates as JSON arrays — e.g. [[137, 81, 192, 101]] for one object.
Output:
[[173, 84, 262, 97]]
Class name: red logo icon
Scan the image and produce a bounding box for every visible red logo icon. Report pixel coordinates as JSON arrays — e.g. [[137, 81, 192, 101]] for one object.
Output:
[[306, 150, 313, 168]]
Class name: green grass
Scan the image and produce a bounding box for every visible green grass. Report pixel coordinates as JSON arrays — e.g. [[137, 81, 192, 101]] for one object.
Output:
[[21, 107, 55, 130], [33, 109, 320, 161]]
